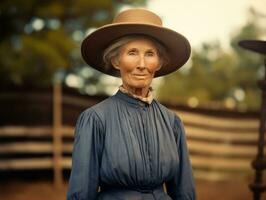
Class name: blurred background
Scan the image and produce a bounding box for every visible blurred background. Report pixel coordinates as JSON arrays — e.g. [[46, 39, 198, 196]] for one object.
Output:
[[0, 0, 266, 200]]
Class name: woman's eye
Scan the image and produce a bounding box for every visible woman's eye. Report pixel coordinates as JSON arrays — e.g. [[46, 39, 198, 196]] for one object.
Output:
[[128, 51, 137, 55], [146, 51, 155, 56]]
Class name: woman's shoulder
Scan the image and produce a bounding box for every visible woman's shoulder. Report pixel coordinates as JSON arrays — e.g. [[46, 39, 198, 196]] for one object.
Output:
[[153, 100, 177, 123], [80, 95, 116, 120], [152, 100, 183, 126], [153, 100, 176, 116]]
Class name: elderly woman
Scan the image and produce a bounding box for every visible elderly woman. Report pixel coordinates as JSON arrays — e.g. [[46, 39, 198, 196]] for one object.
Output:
[[67, 8, 195, 200]]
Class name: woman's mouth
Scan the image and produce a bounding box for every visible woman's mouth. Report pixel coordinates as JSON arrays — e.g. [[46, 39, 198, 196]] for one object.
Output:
[[132, 74, 148, 79]]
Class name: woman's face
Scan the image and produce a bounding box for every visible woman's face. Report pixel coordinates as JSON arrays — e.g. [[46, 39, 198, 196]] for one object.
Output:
[[112, 38, 161, 91]]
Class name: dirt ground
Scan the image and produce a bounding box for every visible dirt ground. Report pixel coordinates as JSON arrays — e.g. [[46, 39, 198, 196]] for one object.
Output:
[[0, 171, 265, 200]]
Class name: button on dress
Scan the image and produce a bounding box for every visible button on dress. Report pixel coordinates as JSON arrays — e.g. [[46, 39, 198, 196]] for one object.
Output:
[[67, 90, 195, 200]]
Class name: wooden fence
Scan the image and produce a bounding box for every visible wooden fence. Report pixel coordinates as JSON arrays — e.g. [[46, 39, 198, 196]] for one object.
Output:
[[0, 87, 260, 183], [0, 111, 259, 181], [174, 109, 259, 180]]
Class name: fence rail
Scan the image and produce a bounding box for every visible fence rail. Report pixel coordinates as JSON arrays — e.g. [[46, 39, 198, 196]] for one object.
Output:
[[0, 108, 260, 181], [174, 109, 259, 180]]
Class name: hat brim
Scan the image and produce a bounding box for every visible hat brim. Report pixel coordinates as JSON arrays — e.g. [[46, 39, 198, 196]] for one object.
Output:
[[81, 23, 191, 77]]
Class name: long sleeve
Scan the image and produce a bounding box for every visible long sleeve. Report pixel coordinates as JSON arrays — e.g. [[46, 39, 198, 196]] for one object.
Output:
[[67, 109, 104, 200], [165, 115, 196, 200]]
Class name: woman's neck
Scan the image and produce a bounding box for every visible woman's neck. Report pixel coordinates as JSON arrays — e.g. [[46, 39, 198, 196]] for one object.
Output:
[[121, 84, 150, 97]]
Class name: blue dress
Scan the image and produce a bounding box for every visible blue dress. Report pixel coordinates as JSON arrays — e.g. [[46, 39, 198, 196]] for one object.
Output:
[[67, 90, 195, 200]]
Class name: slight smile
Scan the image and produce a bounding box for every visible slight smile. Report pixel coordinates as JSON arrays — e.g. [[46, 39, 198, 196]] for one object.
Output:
[[132, 74, 149, 78]]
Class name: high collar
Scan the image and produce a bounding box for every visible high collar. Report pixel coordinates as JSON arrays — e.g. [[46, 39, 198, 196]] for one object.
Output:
[[114, 90, 153, 107], [119, 85, 153, 104]]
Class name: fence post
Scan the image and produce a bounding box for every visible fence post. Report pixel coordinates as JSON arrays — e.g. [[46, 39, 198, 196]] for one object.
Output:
[[53, 82, 63, 189]]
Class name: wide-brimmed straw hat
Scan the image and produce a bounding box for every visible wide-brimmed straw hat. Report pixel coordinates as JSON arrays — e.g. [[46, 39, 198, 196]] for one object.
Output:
[[81, 8, 191, 77]]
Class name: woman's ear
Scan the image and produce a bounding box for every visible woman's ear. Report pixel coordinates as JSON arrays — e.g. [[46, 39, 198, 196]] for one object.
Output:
[[155, 61, 163, 71], [111, 58, 120, 70]]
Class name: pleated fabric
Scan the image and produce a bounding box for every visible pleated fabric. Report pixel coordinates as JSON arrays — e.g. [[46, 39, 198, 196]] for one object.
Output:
[[67, 90, 195, 200]]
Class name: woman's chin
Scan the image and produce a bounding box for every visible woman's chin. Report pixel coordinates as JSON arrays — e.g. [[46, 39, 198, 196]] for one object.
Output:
[[133, 86, 150, 91], [129, 81, 150, 89]]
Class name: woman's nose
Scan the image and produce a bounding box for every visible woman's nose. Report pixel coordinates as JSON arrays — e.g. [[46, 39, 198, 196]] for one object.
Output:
[[137, 56, 145, 70]]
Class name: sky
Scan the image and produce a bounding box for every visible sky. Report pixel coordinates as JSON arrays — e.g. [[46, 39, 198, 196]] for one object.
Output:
[[142, 0, 265, 50]]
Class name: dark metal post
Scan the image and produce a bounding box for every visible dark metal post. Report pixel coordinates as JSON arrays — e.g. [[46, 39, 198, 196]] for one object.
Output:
[[250, 58, 266, 200], [238, 40, 266, 200]]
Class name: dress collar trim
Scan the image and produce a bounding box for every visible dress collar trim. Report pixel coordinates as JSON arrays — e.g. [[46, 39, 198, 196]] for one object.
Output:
[[119, 85, 153, 104], [115, 90, 154, 107]]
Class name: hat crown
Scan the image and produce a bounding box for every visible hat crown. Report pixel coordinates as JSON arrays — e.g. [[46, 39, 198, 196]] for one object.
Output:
[[81, 8, 191, 78], [113, 8, 162, 26]]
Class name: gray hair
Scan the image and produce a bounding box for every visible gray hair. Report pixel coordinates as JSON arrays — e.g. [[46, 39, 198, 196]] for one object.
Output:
[[103, 34, 170, 70]]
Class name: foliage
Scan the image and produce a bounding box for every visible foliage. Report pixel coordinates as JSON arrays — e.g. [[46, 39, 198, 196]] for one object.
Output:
[[0, 0, 146, 88], [1, 1, 264, 110], [157, 10, 265, 111]]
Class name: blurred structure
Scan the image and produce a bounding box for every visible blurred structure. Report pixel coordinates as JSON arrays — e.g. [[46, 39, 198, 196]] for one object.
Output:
[[0, 87, 259, 181], [239, 39, 266, 200]]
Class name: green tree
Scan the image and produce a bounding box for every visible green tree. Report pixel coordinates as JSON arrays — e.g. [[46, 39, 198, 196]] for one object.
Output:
[[157, 9, 264, 111], [0, 0, 146, 89]]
